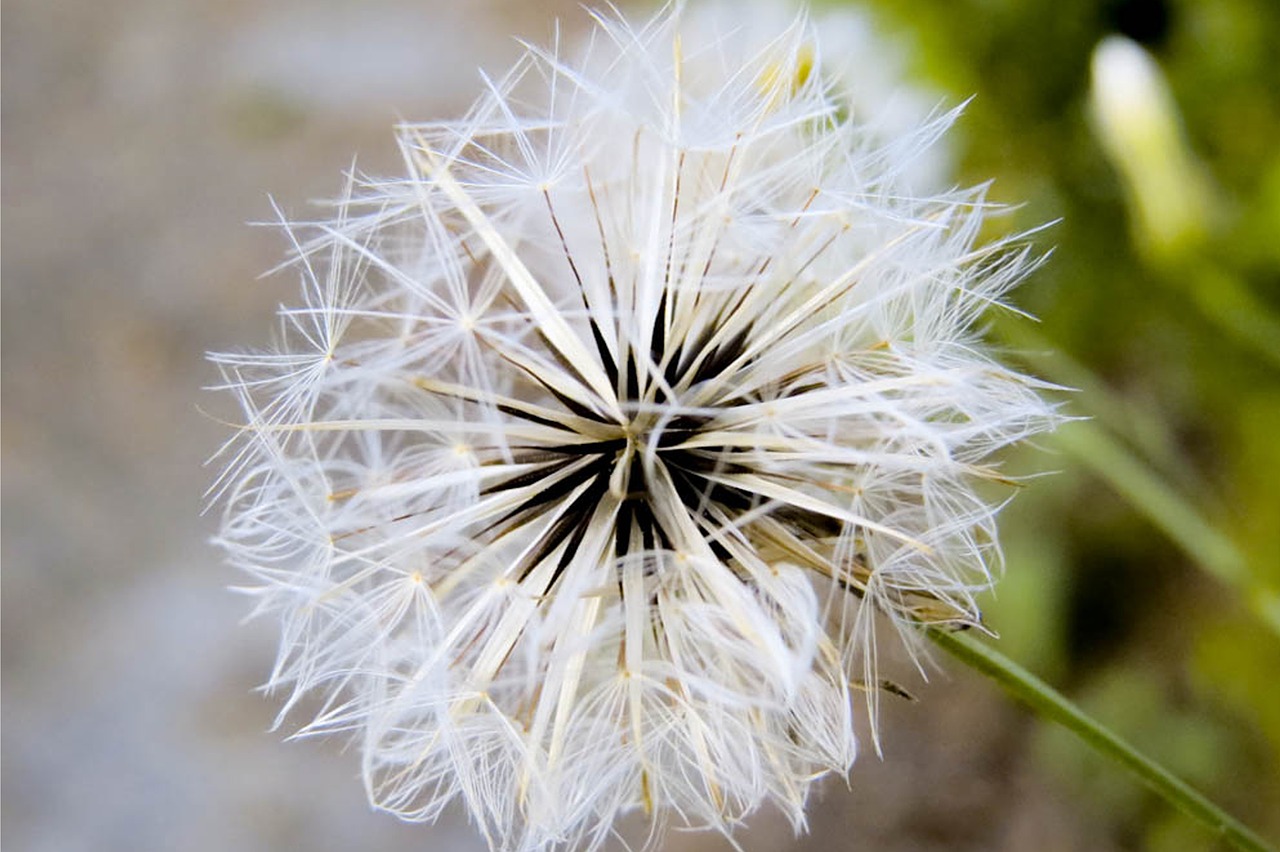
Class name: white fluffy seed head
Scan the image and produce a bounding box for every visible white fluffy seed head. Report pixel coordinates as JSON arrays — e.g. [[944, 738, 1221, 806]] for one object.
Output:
[[209, 5, 1058, 850]]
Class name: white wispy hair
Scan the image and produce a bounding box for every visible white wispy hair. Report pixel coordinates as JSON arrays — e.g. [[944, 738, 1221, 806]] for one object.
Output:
[[209, 4, 1058, 850]]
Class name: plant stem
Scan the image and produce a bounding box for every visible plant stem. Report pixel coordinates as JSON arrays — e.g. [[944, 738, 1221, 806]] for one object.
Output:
[[990, 316, 1187, 479], [928, 627, 1275, 852], [1057, 420, 1280, 637]]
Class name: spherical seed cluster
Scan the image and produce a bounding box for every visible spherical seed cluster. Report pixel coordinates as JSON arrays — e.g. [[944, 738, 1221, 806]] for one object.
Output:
[[210, 7, 1056, 850]]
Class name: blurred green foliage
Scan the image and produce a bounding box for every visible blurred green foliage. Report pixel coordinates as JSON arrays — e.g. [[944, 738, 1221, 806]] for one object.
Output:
[[830, 0, 1280, 846]]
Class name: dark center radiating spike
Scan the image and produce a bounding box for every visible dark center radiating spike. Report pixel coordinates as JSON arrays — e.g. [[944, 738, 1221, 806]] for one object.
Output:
[[650, 291, 668, 392], [691, 324, 753, 388], [590, 318, 620, 389], [623, 346, 639, 403], [517, 343, 612, 422], [521, 463, 614, 586]]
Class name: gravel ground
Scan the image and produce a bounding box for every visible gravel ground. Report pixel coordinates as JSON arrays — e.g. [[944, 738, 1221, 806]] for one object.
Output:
[[2, 2, 1107, 850]]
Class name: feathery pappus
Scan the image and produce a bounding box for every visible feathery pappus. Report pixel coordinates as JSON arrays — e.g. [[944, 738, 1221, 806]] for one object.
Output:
[[209, 4, 1058, 849]]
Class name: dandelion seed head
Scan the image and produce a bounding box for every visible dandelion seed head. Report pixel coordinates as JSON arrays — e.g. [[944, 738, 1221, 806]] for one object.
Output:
[[211, 4, 1058, 850]]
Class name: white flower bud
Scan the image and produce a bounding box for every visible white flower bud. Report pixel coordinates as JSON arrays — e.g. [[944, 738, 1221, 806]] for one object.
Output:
[[1090, 35, 1211, 258]]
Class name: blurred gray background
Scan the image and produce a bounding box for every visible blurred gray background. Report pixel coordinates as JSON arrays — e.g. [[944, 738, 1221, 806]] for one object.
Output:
[[3, 1, 1109, 850]]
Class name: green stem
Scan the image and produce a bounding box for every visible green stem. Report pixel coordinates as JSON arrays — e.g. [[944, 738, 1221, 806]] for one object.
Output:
[[1186, 263, 1280, 372], [928, 628, 1275, 852], [1057, 420, 1280, 637], [990, 317, 1189, 480], [990, 318, 1280, 635]]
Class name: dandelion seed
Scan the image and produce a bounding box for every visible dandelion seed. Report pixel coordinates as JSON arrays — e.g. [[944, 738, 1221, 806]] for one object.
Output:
[[210, 5, 1058, 850]]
